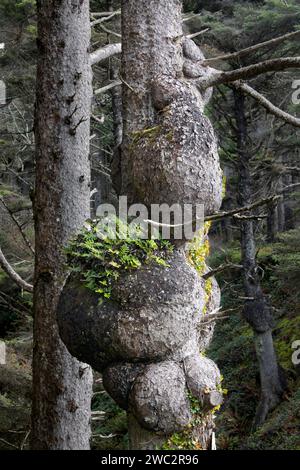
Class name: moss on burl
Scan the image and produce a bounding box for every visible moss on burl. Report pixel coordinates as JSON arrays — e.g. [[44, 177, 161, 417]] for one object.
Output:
[[65, 217, 173, 302]]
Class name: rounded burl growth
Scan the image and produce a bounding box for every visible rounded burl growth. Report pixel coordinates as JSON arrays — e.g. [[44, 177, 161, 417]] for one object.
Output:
[[58, 250, 203, 369], [57, 247, 223, 436], [125, 78, 223, 215], [57, 34, 224, 446], [129, 362, 191, 433]]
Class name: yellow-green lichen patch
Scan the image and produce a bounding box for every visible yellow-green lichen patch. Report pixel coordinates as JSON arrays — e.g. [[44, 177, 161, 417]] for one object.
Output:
[[188, 222, 211, 277]]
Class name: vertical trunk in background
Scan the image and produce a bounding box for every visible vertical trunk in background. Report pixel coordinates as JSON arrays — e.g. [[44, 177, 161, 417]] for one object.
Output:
[[277, 162, 286, 233], [32, 0, 93, 449], [121, 1, 182, 448], [234, 89, 284, 428], [267, 199, 278, 243], [120, 0, 182, 202]]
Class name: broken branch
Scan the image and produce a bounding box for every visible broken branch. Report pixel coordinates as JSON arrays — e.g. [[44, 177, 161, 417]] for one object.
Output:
[[203, 30, 300, 65], [200, 56, 300, 89], [0, 247, 33, 292], [233, 81, 300, 128]]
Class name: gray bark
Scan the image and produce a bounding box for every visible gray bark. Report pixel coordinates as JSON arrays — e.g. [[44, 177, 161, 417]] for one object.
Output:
[[57, 0, 223, 450], [234, 89, 284, 429], [31, 0, 93, 450], [277, 166, 286, 233], [118, 0, 222, 448], [116, 0, 222, 214]]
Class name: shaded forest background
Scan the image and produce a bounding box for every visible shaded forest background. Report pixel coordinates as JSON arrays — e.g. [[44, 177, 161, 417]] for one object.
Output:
[[0, 0, 300, 450]]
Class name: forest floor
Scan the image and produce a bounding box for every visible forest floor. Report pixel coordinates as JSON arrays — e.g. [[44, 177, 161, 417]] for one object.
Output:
[[209, 228, 300, 450], [0, 229, 299, 450]]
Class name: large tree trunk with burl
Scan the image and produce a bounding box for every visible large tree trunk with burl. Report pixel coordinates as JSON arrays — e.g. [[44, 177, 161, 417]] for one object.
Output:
[[32, 0, 93, 450], [58, 0, 223, 450], [234, 89, 285, 429]]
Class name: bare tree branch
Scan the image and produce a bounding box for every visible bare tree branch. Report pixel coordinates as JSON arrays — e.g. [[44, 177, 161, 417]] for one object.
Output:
[[187, 28, 210, 39], [0, 247, 33, 292], [90, 43, 121, 65], [282, 167, 300, 175], [205, 195, 281, 222], [91, 10, 121, 27], [203, 263, 243, 280], [89, 27, 210, 66], [200, 57, 300, 89], [280, 182, 300, 193], [233, 213, 268, 220], [0, 197, 35, 255], [97, 23, 121, 38], [203, 30, 300, 65], [91, 11, 120, 18], [233, 82, 300, 128], [94, 80, 122, 95]]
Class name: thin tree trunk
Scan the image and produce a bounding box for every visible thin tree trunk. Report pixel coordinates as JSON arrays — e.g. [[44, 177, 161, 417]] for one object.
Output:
[[234, 89, 284, 429], [267, 178, 279, 243], [267, 200, 278, 243], [31, 0, 93, 450], [277, 166, 286, 233]]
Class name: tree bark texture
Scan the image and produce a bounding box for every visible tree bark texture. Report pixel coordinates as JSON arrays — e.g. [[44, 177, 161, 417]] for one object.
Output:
[[32, 0, 93, 450], [115, 0, 223, 449], [58, 0, 223, 450], [234, 89, 285, 429], [115, 0, 222, 213]]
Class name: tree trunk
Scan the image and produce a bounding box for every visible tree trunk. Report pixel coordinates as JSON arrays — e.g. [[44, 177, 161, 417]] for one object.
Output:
[[117, 0, 222, 449], [277, 168, 286, 233], [267, 200, 278, 243], [234, 89, 284, 429], [119, 0, 183, 205], [57, 0, 223, 451], [31, 0, 93, 450]]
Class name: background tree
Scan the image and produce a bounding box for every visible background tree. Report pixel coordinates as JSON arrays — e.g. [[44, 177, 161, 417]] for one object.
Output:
[[31, 0, 93, 449]]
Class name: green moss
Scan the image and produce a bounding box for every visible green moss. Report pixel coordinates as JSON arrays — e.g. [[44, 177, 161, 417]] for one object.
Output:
[[0, 184, 18, 197], [244, 384, 300, 450], [65, 217, 173, 302], [131, 126, 162, 144], [203, 278, 213, 315], [165, 130, 174, 142], [162, 388, 225, 450], [130, 125, 175, 147], [207, 229, 300, 449], [222, 174, 227, 199], [162, 393, 205, 450], [188, 222, 211, 277]]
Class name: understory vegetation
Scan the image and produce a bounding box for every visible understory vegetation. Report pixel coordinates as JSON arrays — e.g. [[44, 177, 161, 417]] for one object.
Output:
[[208, 229, 300, 450]]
